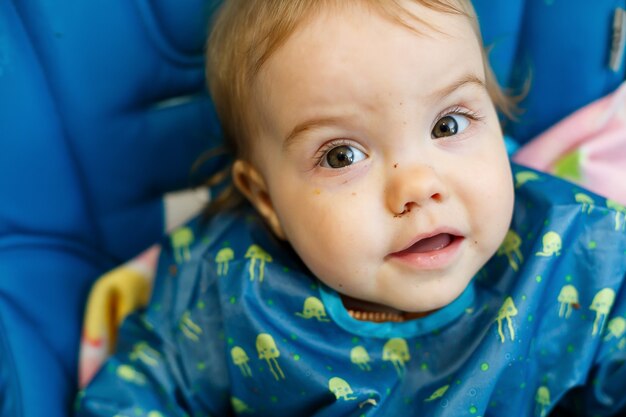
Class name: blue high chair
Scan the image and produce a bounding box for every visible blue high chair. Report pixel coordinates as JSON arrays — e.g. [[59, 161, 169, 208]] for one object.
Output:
[[0, 1, 623, 416]]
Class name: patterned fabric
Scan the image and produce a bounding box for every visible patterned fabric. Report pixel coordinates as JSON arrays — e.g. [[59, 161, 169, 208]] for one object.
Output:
[[75, 165, 626, 417], [78, 189, 208, 388]]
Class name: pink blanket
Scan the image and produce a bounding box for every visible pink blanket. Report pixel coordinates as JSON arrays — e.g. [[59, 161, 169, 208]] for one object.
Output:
[[514, 82, 626, 205]]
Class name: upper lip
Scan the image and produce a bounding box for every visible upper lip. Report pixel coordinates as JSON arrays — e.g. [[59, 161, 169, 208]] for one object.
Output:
[[389, 227, 465, 255]]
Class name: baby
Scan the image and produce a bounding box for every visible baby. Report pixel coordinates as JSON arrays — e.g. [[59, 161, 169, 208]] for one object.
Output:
[[76, 0, 626, 416]]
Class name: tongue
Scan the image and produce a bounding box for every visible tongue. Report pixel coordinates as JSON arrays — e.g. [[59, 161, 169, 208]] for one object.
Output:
[[410, 234, 452, 253]]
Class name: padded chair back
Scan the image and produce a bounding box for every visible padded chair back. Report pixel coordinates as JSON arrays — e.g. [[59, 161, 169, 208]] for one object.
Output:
[[0, 1, 622, 415]]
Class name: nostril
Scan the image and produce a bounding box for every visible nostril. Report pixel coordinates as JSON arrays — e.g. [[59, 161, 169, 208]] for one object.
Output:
[[394, 202, 416, 218]]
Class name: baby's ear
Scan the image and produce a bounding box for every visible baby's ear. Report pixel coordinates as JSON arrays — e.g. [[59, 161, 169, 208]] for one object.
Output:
[[232, 160, 286, 240]]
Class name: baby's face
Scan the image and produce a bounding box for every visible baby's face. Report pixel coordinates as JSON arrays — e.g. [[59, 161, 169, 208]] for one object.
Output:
[[245, 2, 514, 313]]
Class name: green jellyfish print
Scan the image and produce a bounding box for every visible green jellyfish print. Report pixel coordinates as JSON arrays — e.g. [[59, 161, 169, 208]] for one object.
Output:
[[129, 341, 161, 367], [215, 247, 234, 276], [424, 385, 450, 402], [116, 364, 146, 385], [557, 285, 580, 319], [231, 346, 253, 377], [574, 193, 594, 214], [231, 397, 254, 413], [296, 297, 331, 322], [245, 244, 273, 282], [328, 377, 357, 401], [497, 230, 524, 271], [535, 231, 562, 257], [147, 412, 164, 417], [179, 311, 202, 342], [604, 317, 626, 341], [495, 297, 518, 342], [256, 333, 285, 380], [619, 338, 626, 351], [171, 227, 194, 264], [350, 346, 372, 371], [535, 386, 550, 417], [383, 338, 411, 377], [515, 171, 541, 188], [590, 288, 616, 336], [607, 199, 626, 231]]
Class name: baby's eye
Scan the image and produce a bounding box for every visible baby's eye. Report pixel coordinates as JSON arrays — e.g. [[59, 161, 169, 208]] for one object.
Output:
[[321, 144, 367, 169], [431, 114, 470, 139]]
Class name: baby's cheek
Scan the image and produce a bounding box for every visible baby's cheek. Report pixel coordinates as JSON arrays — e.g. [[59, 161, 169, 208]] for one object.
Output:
[[294, 216, 366, 277], [483, 187, 514, 252]]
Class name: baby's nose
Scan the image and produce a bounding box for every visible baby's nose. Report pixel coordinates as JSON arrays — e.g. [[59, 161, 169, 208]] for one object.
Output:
[[385, 164, 448, 216]]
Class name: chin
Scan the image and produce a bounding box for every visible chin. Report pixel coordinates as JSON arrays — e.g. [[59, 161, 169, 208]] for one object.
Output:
[[405, 284, 469, 313], [385, 295, 447, 315]]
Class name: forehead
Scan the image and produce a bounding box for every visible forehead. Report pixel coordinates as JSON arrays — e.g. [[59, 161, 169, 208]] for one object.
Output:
[[252, 2, 484, 131], [258, 1, 481, 77]]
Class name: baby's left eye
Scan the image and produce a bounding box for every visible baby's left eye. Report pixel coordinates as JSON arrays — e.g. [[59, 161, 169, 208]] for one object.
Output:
[[431, 114, 470, 139]]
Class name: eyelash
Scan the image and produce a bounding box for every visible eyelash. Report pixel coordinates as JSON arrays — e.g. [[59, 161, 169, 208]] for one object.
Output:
[[312, 105, 485, 166], [433, 105, 485, 130]]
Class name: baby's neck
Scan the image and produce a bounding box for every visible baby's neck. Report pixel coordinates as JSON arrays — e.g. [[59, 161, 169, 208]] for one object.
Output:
[[340, 295, 433, 323]]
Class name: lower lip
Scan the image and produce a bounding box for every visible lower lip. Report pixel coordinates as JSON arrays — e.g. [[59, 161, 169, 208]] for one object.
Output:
[[388, 236, 465, 270]]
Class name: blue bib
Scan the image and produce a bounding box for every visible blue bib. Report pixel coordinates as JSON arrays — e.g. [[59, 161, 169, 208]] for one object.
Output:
[[76, 164, 626, 417]]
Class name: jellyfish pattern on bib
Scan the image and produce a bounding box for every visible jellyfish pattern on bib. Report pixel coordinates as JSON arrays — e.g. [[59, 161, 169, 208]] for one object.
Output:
[[76, 165, 626, 417]]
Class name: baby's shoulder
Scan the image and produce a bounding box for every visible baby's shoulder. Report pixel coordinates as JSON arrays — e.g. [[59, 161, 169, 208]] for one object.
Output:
[[159, 205, 271, 266], [484, 165, 626, 298], [511, 164, 625, 231], [144, 208, 260, 322]]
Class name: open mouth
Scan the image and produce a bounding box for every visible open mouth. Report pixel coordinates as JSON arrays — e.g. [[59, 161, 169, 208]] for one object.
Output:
[[389, 232, 464, 269], [407, 233, 456, 253]]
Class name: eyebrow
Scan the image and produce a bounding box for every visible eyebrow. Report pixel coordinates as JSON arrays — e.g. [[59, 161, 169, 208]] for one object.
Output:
[[284, 116, 347, 150], [283, 73, 486, 148], [430, 73, 487, 100]]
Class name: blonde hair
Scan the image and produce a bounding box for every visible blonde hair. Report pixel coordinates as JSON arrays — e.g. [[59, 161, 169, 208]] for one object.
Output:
[[203, 0, 514, 213]]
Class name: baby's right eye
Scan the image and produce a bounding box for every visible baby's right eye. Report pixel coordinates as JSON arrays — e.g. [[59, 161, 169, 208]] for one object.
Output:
[[320, 144, 367, 169]]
